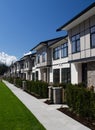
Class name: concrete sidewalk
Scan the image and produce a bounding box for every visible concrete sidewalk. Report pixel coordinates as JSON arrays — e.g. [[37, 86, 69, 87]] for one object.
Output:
[[3, 80, 91, 130]]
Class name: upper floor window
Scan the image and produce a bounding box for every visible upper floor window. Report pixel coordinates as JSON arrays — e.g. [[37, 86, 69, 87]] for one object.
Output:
[[42, 52, 46, 62], [71, 34, 80, 53], [25, 62, 28, 68], [53, 46, 60, 60], [37, 54, 40, 63], [61, 42, 68, 58], [90, 26, 95, 48]]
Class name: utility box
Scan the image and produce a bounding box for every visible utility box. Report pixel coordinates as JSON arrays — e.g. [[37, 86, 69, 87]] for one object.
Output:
[[52, 87, 62, 104], [22, 81, 26, 91]]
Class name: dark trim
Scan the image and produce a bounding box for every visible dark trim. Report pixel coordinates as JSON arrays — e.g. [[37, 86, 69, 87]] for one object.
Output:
[[30, 43, 47, 51], [30, 35, 67, 51], [90, 25, 95, 48], [49, 35, 68, 47], [56, 2, 95, 31], [68, 56, 95, 63], [61, 42, 68, 58]]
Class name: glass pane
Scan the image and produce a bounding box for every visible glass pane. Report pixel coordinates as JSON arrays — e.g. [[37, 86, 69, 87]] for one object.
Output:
[[77, 40, 80, 52], [76, 34, 80, 39], [72, 41, 76, 53], [53, 69, 60, 83], [62, 48, 67, 57], [72, 36, 75, 41], [61, 49, 64, 57], [61, 44, 64, 49], [91, 26, 95, 33], [91, 33, 95, 47], [61, 68, 71, 83]]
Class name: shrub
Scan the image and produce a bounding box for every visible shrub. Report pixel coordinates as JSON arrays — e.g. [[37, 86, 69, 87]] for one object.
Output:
[[66, 84, 95, 120], [25, 80, 48, 98], [15, 77, 22, 88], [4, 77, 48, 99]]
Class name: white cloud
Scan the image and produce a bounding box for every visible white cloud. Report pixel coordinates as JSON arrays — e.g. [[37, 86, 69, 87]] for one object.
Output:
[[0, 52, 17, 66]]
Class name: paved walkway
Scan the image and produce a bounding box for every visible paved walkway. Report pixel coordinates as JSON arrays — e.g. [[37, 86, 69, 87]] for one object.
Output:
[[3, 80, 91, 130]]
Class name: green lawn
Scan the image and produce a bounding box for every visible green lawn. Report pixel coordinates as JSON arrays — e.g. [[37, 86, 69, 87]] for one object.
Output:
[[0, 81, 46, 130]]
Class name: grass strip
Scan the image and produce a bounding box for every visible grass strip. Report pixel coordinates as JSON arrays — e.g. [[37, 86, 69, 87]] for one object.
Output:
[[0, 81, 45, 130]]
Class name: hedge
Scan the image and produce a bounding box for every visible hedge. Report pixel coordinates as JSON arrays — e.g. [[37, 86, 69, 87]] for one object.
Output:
[[25, 80, 48, 98], [4, 77, 48, 98], [66, 84, 95, 120]]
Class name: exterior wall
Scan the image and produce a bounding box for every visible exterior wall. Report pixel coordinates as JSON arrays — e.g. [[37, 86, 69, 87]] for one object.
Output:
[[34, 45, 53, 83], [71, 63, 82, 84], [67, 15, 95, 86], [51, 39, 70, 84], [87, 61, 95, 87], [68, 15, 95, 62], [36, 46, 51, 68], [49, 67, 53, 83], [32, 66, 41, 81]]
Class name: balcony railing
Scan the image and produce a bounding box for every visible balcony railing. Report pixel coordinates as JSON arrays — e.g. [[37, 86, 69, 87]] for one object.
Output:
[[36, 60, 52, 67]]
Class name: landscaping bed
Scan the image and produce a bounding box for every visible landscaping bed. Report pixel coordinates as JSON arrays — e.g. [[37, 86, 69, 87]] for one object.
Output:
[[58, 107, 95, 130]]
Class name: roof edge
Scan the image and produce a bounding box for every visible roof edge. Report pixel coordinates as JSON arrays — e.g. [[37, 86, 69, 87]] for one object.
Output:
[[56, 2, 95, 31], [30, 35, 67, 51]]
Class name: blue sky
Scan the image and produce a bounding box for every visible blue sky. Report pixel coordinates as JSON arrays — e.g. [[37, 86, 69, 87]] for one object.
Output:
[[0, 0, 95, 59]]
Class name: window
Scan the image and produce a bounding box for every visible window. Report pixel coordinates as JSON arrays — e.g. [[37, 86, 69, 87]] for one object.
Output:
[[53, 46, 60, 60], [91, 26, 95, 48], [53, 69, 60, 84], [61, 68, 71, 83], [32, 73, 35, 81], [36, 71, 38, 81], [71, 34, 80, 53], [37, 54, 40, 63], [61, 42, 68, 57], [42, 52, 46, 62]]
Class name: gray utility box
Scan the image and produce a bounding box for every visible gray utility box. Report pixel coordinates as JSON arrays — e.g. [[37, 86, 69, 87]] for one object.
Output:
[[22, 81, 26, 91], [52, 87, 62, 104]]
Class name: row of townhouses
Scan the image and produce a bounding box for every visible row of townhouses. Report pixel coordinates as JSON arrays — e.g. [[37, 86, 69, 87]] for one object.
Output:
[[8, 3, 95, 87]]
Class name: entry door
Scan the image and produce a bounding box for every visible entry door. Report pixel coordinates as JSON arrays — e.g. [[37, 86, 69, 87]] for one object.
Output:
[[82, 63, 87, 87]]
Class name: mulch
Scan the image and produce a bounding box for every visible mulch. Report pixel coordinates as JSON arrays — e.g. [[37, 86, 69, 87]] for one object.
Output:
[[45, 100, 95, 130], [58, 107, 95, 130]]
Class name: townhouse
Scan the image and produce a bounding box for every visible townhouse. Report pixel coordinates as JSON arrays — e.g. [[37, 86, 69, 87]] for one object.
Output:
[[7, 2, 95, 88], [49, 35, 70, 84], [9, 53, 35, 80], [57, 2, 95, 87], [30, 36, 71, 84]]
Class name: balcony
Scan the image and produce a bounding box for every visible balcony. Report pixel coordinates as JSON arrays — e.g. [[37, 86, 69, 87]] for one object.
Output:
[[36, 59, 52, 68]]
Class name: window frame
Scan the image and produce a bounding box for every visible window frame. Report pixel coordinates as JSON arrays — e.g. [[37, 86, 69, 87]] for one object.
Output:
[[37, 54, 40, 64], [53, 46, 60, 60], [61, 42, 68, 58], [61, 68, 71, 83], [42, 52, 46, 62], [90, 26, 95, 48], [53, 69, 60, 84], [71, 34, 80, 54]]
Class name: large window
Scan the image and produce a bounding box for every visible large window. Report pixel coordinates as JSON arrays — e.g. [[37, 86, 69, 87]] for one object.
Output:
[[61, 68, 71, 83], [53, 69, 60, 84], [32, 73, 35, 81], [36, 71, 38, 81], [90, 26, 95, 48], [71, 34, 80, 53], [61, 42, 68, 57], [53, 46, 60, 60], [42, 52, 46, 62], [37, 54, 40, 63]]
